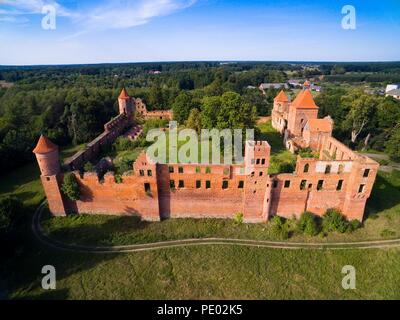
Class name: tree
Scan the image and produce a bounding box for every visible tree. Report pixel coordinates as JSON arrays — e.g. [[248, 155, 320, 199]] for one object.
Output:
[[341, 90, 378, 145], [322, 208, 349, 233], [61, 173, 80, 201], [0, 196, 23, 234], [298, 211, 319, 236], [185, 108, 202, 134], [148, 83, 165, 110], [216, 91, 257, 130], [201, 96, 221, 129], [172, 92, 199, 124], [386, 126, 400, 161]]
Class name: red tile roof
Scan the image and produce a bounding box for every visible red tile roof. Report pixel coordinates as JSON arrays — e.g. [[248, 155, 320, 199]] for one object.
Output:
[[118, 88, 130, 99], [33, 135, 58, 154], [274, 90, 289, 102], [291, 90, 318, 109], [307, 119, 333, 132]]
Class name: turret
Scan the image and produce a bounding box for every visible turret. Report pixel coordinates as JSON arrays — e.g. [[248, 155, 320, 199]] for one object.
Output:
[[273, 90, 290, 114], [33, 135, 60, 176], [33, 135, 67, 216], [118, 87, 135, 119]]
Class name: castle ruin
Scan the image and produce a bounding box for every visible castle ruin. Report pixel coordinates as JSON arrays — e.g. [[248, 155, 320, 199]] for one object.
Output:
[[34, 84, 379, 222]]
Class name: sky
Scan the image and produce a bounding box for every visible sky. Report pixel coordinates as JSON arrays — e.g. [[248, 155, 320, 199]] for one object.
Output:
[[0, 0, 399, 65]]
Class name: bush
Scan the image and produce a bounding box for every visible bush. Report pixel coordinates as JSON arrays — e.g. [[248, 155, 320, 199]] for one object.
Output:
[[298, 148, 318, 159], [322, 208, 348, 233], [270, 216, 290, 240], [84, 161, 95, 172], [114, 136, 136, 152], [278, 161, 295, 173], [0, 196, 23, 234], [348, 219, 362, 232], [61, 173, 80, 201], [115, 159, 133, 175], [298, 211, 319, 236], [233, 212, 244, 225]]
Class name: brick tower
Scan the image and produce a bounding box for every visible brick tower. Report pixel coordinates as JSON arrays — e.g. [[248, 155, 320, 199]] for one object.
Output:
[[118, 87, 135, 122], [243, 141, 272, 222], [33, 135, 67, 216], [287, 88, 319, 137]]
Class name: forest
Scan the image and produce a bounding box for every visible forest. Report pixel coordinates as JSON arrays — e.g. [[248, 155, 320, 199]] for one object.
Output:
[[0, 61, 400, 174]]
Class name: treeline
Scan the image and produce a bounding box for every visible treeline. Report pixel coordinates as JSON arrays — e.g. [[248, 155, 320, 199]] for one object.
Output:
[[315, 87, 400, 161], [0, 63, 277, 173], [323, 73, 400, 83]]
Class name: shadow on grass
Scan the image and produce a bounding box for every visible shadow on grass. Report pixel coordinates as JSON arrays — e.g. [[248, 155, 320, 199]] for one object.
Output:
[[43, 211, 152, 246], [255, 122, 286, 153], [365, 170, 400, 218], [2, 208, 121, 300]]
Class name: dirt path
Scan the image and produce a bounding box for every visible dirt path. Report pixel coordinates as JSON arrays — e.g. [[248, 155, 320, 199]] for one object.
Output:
[[32, 203, 400, 254], [360, 152, 400, 172]]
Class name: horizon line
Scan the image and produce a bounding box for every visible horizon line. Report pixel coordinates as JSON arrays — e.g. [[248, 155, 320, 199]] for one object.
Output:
[[1, 59, 400, 68]]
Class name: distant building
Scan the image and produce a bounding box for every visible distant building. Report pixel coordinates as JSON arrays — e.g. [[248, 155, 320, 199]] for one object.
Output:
[[386, 89, 400, 100], [385, 84, 400, 93], [259, 83, 289, 94]]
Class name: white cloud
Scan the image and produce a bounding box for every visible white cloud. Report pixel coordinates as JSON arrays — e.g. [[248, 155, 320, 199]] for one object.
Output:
[[0, 0, 196, 31], [79, 0, 197, 31]]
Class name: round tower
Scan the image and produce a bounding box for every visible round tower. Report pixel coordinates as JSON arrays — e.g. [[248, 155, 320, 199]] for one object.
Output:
[[33, 135, 60, 176], [118, 87, 135, 117]]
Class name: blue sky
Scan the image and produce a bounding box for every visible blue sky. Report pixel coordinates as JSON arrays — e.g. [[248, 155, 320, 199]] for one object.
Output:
[[0, 0, 399, 65]]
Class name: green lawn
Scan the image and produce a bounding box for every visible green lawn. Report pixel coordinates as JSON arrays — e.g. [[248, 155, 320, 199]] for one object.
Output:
[[0, 143, 85, 209], [7, 242, 400, 299], [257, 121, 297, 174], [0, 162, 44, 208]]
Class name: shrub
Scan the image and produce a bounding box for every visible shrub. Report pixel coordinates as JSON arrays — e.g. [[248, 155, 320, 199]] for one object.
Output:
[[347, 219, 362, 232], [61, 173, 80, 201], [298, 211, 319, 236], [0, 196, 23, 234], [115, 159, 133, 175], [84, 161, 95, 172], [298, 148, 318, 159], [114, 174, 123, 184], [114, 136, 136, 152], [322, 208, 348, 233], [270, 216, 290, 240], [278, 161, 295, 173], [233, 212, 244, 225]]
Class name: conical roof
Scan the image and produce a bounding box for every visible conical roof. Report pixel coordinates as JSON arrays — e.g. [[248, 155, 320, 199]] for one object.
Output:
[[33, 135, 58, 154], [291, 90, 318, 109], [274, 90, 289, 102], [118, 87, 130, 99]]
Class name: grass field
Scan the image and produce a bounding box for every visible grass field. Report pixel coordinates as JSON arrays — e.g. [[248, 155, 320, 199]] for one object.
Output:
[[7, 241, 400, 299], [3, 126, 400, 300]]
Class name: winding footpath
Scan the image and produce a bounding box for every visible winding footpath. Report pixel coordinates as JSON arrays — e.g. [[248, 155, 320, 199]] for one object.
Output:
[[32, 202, 400, 254]]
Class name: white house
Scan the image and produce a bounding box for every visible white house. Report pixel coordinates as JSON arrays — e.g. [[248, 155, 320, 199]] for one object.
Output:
[[386, 89, 400, 100], [385, 84, 400, 93]]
